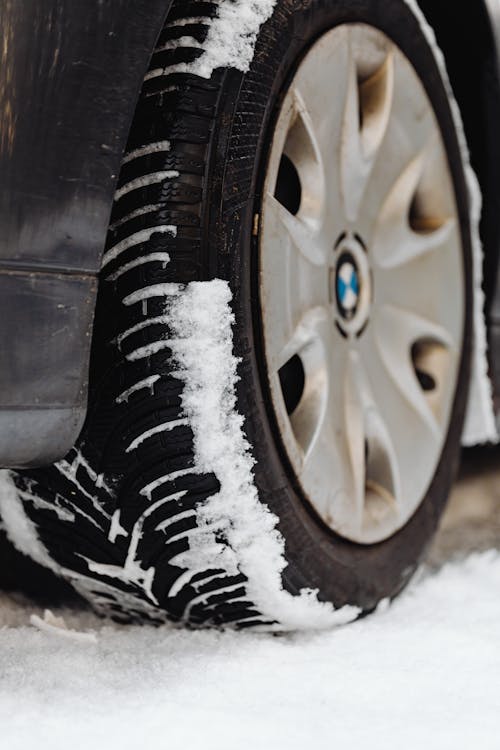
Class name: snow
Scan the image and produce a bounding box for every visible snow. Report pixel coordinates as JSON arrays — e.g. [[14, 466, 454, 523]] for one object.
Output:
[[187, 0, 277, 78], [460, 170, 496, 445], [113, 173, 179, 203], [30, 610, 98, 645], [167, 281, 357, 629], [0, 472, 60, 576], [121, 140, 171, 164], [102, 226, 177, 268], [146, 0, 277, 81], [0, 551, 499, 750]]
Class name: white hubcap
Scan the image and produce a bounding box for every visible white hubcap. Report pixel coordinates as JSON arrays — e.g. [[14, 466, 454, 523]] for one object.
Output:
[[259, 24, 464, 544]]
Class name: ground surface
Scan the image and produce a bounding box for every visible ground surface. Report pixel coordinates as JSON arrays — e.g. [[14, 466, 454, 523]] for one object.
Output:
[[0, 448, 499, 750]]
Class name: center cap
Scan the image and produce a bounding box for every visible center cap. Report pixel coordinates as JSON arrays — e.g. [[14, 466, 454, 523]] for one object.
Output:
[[331, 234, 372, 337], [336, 253, 360, 321]]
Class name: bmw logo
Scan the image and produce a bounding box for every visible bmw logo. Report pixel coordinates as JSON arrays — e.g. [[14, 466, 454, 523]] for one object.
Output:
[[335, 252, 360, 320]]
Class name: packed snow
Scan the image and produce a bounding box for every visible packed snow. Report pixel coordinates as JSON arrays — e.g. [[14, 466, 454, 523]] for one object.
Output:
[[0, 550, 499, 750], [167, 281, 357, 629], [145, 0, 277, 81]]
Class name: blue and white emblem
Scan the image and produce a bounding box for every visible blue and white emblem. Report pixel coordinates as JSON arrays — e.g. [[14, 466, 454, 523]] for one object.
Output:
[[336, 255, 360, 319]]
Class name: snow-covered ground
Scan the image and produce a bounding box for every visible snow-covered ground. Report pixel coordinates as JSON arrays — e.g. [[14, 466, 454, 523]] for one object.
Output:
[[0, 451, 499, 750]]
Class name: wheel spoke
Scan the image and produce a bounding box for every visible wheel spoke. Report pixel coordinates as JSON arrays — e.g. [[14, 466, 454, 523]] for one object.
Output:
[[375, 302, 460, 426], [340, 36, 368, 223], [341, 29, 395, 223], [376, 234, 463, 346], [261, 194, 330, 372], [360, 306, 446, 513], [262, 192, 328, 267], [374, 303, 454, 427], [260, 281, 306, 376], [372, 149, 457, 268], [287, 26, 351, 231], [345, 351, 404, 536], [356, 45, 439, 235], [362, 350, 438, 518], [351, 351, 404, 528], [342, 351, 367, 530], [264, 96, 299, 195], [387, 46, 438, 151], [269, 305, 332, 386], [298, 323, 354, 524], [363, 403, 402, 527]]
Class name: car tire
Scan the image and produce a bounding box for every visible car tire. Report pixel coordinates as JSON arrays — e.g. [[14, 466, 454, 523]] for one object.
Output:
[[8, 0, 473, 628]]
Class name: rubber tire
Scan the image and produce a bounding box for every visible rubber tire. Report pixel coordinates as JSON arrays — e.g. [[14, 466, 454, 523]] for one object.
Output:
[[12, 0, 472, 626]]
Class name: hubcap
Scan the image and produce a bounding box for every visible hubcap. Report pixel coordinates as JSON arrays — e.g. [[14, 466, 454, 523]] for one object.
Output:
[[259, 24, 464, 544]]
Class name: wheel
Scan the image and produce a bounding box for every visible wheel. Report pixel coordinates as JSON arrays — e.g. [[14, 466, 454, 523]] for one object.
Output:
[[3, 0, 472, 628]]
